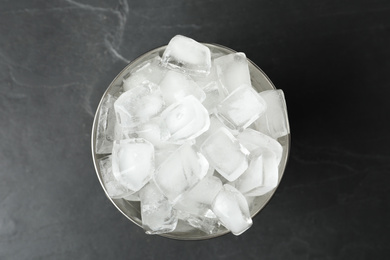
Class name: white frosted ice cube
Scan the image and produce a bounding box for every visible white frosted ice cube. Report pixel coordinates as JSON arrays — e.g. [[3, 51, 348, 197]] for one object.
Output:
[[214, 52, 251, 95], [161, 35, 211, 76], [201, 81, 224, 114], [96, 94, 117, 154], [154, 143, 209, 203], [216, 85, 267, 131], [255, 89, 290, 139], [160, 95, 210, 143], [159, 70, 206, 106], [140, 181, 178, 234], [244, 150, 279, 197], [114, 82, 164, 128], [237, 128, 283, 163], [232, 154, 264, 195], [112, 138, 155, 192], [136, 118, 170, 148], [178, 175, 223, 206], [98, 155, 134, 199], [200, 128, 249, 182], [195, 115, 227, 148], [123, 56, 166, 91], [212, 184, 252, 236]]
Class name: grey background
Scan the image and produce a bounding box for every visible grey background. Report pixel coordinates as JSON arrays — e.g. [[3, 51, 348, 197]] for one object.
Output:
[[1, 0, 389, 259]]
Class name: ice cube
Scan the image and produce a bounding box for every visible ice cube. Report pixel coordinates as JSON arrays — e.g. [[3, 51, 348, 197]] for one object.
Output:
[[112, 138, 155, 192], [201, 81, 224, 113], [195, 114, 227, 148], [98, 155, 134, 199], [136, 118, 170, 148], [212, 184, 252, 236], [159, 70, 206, 106], [178, 175, 223, 206], [154, 144, 181, 167], [200, 128, 249, 182], [154, 143, 209, 203], [215, 85, 267, 131], [160, 95, 210, 143], [114, 82, 164, 128], [123, 56, 166, 92], [140, 181, 178, 234], [244, 150, 279, 197], [237, 128, 283, 163], [161, 35, 211, 76], [174, 175, 222, 235], [255, 89, 290, 139], [95, 94, 117, 154], [232, 154, 264, 195], [175, 207, 220, 235], [214, 52, 251, 95]]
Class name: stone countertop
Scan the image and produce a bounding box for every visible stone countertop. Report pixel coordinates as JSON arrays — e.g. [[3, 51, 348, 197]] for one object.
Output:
[[0, 0, 389, 259]]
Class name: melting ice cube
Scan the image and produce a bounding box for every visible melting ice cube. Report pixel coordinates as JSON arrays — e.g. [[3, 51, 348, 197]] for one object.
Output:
[[154, 143, 209, 203], [200, 128, 249, 182], [123, 56, 166, 91], [255, 89, 290, 139], [161, 35, 211, 76], [114, 82, 164, 128], [111, 138, 155, 192], [159, 70, 206, 106], [212, 184, 252, 236], [216, 85, 267, 131], [140, 181, 178, 234], [160, 95, 210, 143], [214, 52, 251, 95]]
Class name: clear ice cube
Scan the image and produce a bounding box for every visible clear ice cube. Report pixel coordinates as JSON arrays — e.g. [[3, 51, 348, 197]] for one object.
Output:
[[255, 89, 290, 139], [212, 184, 252, 236], [95, 94, 117, 154], [216, 85, 267, 131], [244, 150, 279, 197], [140, 181, 178, 234], [161, 35, 211, 76], [112, 138, 155, 192], [98, 155, 134, 199], [214, 52, 251, 95], [200, 128, 249, 182], [114, 82, 164, 128], [237, 128, 283, 163], [123, 56, 166, 92], [160, 95, 210, 143], [175, 207, 220, 235], [159, 70, 206, 106], [154, 143, 209, 203]]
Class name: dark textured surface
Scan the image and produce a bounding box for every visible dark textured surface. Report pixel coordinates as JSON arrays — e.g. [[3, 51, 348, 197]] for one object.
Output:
[[1, 0, 389, 259]]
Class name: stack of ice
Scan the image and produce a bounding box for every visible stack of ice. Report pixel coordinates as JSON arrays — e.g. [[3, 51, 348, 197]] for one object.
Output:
[[95, 35, 290, 236]]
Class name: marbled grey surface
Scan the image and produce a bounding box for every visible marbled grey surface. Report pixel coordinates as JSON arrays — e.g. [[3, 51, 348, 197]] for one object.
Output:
[[1, 0, 389, 259]]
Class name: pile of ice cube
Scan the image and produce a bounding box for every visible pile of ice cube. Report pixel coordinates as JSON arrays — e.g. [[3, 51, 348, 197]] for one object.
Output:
[[95, 35, 290, 236]]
